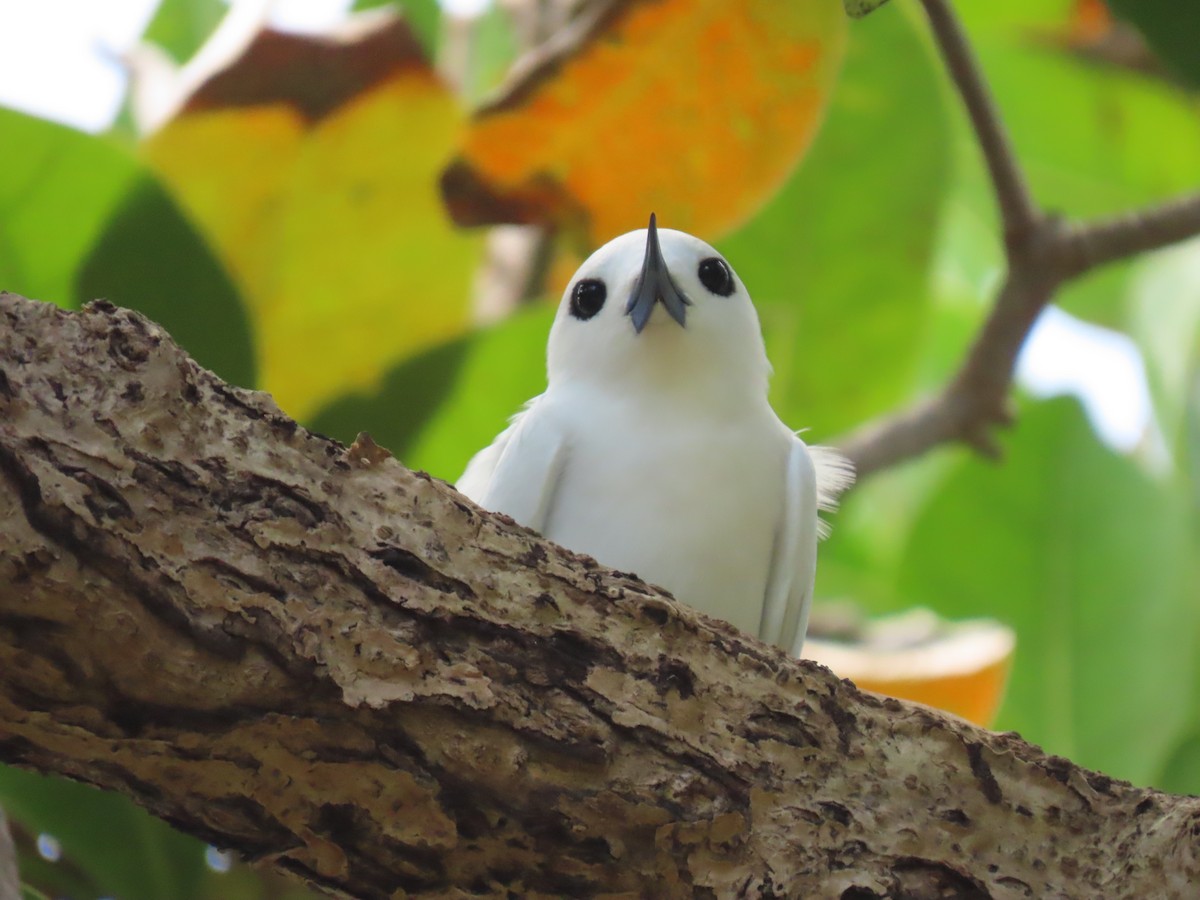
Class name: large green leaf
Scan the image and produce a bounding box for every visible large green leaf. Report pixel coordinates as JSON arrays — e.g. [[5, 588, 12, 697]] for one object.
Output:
[[463, 1, 519, 106], [403, 307, 553, 479], [719, 2, 948, 437], [353, 0, 441, 56], [77, 177, 257, 389], [312, 307, 553, 481], [949, 2, 1200, 326], [0, 109, 139, 306], [0, 767, 206, 900], [980, 47, 1200, 220], [1125, 239, 1200, 447], [144, 0, 227, 64], [955, 0, 1074, 35], [0, 106, 255, 388], [310, 334, 473, 460], [1148, 352, 1200, 796], [898, 397, 1196, 786], [1159, 727, 1200, 796]]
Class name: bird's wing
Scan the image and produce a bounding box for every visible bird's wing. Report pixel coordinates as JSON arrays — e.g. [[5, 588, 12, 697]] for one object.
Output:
[[759, 437, 820, 655], [456, 396, 567, 533]]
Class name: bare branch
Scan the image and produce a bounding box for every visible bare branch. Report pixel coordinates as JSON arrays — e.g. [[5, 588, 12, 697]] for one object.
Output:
[[1064, 192, 1200, 277], [918, 0, 1039, 242], [841, 233, 1058, 478], [837, 4, 1200, 482]]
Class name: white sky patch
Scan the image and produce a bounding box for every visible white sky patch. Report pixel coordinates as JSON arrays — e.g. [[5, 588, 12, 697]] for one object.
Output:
[[441, 0, 491, 17], [267, 0, 353, 33], [0, 0, 380, 132], [0, 0, 159, 130], [204, 844, 234, 872], [1017, 305, 1152, 452]]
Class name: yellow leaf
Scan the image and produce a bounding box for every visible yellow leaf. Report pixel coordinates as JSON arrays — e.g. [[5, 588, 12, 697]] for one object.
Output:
[[144, 14, 483, 419], [442, 0, 847, 245]]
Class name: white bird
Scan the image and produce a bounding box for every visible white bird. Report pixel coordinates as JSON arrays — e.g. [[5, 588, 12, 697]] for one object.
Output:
[[458, 214, 852, 655]]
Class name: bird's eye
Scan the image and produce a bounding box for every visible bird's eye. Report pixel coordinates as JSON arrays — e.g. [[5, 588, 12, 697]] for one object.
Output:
[[569, 278, 607, 320], [697, 257, 735, 296]]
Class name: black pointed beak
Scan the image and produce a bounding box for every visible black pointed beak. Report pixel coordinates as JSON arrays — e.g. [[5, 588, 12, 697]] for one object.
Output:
[[625, 213, 690, 333]]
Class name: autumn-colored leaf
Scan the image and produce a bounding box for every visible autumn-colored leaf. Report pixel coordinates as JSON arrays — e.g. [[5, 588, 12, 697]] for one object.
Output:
[[804, 611, 1015, 727], [1069, 0, 1113, 42], [442, 0, 846, 246], [1038, 0, 1164, 83], [143, 12, 483, 419]]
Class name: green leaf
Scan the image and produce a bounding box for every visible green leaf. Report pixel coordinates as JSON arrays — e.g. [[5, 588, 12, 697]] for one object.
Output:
[[0, 767, 207, 900], [13, 829, 103, 900], [1107, 0, 1200, 89], [982, 48, 1200, 220], [310, 335, 472, 459], [1159, 728, 1200, 796], [898, 397, 1197, 785], [0, 107, 254, 389], [353, 0, 441, 57], [1124, 240, 1200, 447], [76, 176, 257, 390], [1148, 354, 1200, 795], [953, 3, 1200, 326], [144, 0, 227, 64], [464, 2, 519, 106], [815, 450, 955, 613], [403, 308, 553, 479], [956, 0, 1073, 33], [0, 108, 139, 307], [313, 307, 553, 481], [720, 1, 949, 436]]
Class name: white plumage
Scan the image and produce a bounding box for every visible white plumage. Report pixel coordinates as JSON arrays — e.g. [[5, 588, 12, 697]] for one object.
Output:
[[458, 216, 852, 655]]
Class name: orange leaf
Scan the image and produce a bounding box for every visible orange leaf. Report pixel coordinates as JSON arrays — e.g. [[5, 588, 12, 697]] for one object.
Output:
[[804, 611, 1016, 727], [143, 14, 483, 420], [442, 0, 846, 245]]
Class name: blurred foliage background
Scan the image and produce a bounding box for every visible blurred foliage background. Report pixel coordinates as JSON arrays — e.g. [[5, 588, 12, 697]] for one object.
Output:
[[2, 0, 1200, 896]]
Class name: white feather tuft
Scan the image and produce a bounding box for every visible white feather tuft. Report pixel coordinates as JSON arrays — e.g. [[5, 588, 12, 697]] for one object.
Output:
[[808, 445, 855, 540]]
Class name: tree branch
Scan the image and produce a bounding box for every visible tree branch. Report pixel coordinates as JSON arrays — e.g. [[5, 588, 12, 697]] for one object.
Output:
[[838, 1, 1200, 481], [1064, 192, 1200, 277], [918, 0, 1038, 243], [3, 292, 1200, 897]]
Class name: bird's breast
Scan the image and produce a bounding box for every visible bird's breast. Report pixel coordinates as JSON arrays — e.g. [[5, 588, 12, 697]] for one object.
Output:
[[542, 398, 788, 637]]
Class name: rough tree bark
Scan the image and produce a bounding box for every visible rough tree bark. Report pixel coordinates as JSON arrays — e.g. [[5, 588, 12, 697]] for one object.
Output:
[[2, 294, 1199, 899]]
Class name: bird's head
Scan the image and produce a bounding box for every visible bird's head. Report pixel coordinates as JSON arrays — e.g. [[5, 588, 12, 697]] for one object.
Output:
[[546, 214, 771, 402]]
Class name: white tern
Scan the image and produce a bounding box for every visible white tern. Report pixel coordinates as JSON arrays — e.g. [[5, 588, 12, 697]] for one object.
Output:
[[458, 214, 852, 655]]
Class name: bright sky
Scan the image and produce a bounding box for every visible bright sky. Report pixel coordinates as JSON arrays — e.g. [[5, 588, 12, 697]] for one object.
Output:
[[0, 0, 1154, 453], [1016, 306, 1151, 451]]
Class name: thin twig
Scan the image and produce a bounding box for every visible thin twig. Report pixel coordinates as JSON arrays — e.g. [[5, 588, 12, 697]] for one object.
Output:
[[1064, 192, 1200, 277], [918, 0, 1040, 243], [841, 268, 1050, 479], [837, 1, 1200, 483]]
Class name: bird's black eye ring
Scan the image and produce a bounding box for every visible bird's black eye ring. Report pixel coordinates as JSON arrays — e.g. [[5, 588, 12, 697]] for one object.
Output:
[[698, 257, 735, 297], [570, 278, 607, 320]]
